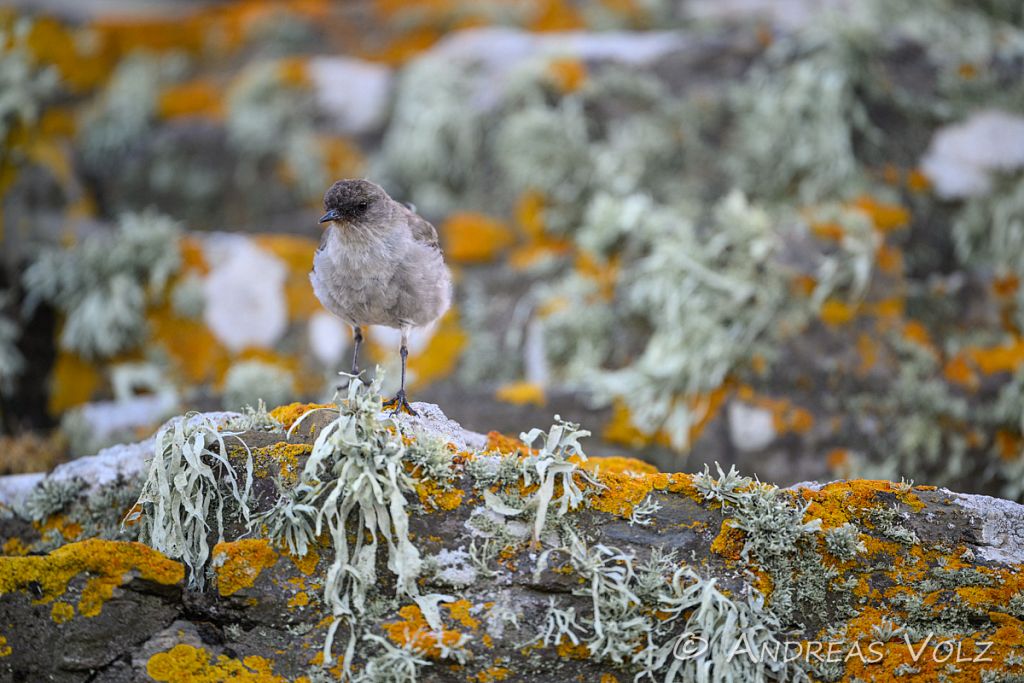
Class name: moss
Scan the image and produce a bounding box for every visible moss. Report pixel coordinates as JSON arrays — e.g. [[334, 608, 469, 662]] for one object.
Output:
[[0, 539, 182, 617], [212, 539, 279, 597]]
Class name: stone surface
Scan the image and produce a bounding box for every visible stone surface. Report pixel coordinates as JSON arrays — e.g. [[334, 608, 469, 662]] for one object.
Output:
[[1, 403, 1023, 681]]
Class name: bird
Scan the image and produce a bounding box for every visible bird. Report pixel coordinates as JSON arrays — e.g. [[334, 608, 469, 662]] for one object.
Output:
[[311, 179, 452, 416]]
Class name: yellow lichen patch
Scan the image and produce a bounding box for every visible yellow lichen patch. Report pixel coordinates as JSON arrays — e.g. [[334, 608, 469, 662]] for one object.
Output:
[[710, 520, 745, 562], [495, 381, 546, 407], [545, 57, 588, 93], [147, 644, 295, 682], [408, 308, 467, 390], [288, 591, 310, 608], [212, 539, 279, 597], [268, 402, 334, 430], [852, 195, 910, 233], [148, 307, 231, 386], [252, 442, 312, 486], [968, 339, 1024, 375], [902, 320, 937, 356], [383, 603, 469, 659], [819, 298, 858, 326], [602, 387, 732, 451], [158, 79, 224, 120], [446, 599, 479, 629], [485, 431, 533, 458], [48, 352, 102, 415], [289, 546, 320, 576], [578, 456, 659, 476], [589, 471, 700, 518], [50, 601, 74, 624], [0, 635, 9, 657], [797, 480, 924, 530], [416, 479, 465, 513], [2, 538, 28, 556], [475, 666, 511, 682], [441, 212, 516, 264], [876, 243, 903, 276], [0, 539, 183, 617], [555, 637, 591, 659], [944, 353, 979, 390]]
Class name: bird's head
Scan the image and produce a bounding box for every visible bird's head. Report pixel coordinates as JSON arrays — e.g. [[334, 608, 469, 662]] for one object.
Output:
[[319, 179, 391, 232]]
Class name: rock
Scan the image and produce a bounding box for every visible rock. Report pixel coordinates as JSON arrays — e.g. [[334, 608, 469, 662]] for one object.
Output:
[[308, 56, 394, 136], [1, 400, 1023, 681], [414, 27, 691, 111], [920, 109, 1024, 199]]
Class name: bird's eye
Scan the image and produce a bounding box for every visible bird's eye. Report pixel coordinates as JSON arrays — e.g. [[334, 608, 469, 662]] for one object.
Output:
[[357, 201, 368, 211]]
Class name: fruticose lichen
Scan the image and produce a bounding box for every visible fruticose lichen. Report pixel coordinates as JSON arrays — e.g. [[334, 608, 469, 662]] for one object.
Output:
[[22, 210, 183, 359]]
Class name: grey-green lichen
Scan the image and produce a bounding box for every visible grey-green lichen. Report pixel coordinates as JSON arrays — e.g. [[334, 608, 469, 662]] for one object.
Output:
[[22, 210, 183, 359]]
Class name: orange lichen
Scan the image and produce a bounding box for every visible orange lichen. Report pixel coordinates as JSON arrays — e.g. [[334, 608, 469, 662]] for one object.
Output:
[[967, 339, 1024, 375], [416, 479, 465, 512], [446, 599, 480, 629], [2, 538, 28, 556], [856, 332, 878, 375], [252, 442, 312, 486], [603, 386, 731, 450], [48, 352, 102, 414], [546, 57, 588, 93], [810, 222, 844, 241], [212, 539, 279, 597], [797, 480, 924, 530], [0, 539, 183, 618], [853, 195, 910, 232], [579, 456, 659, 476], [902, 320, 937, 356], [476, 667, 511, 682], [944, 353, 979, 390], [289, 547, 320, 576], [575, 252, 620, 301], [819, 299, 858, 326], [408, 308, 467, 390], [589, 471, 700, 518], [710, 520, 745, 562], [876, 243, 904, 276], [906, 168, 932, 193], [288, 591, 310, 608], [383, 603, 470, 659], [556, 637, 591, 659], [158, 79, 224, 120], [442, 212, 516, 264], [494, 381, 546, 407], [993, 273, 1020, 298], [50, 601, 74, 624], [147, 644, 297, 683], [268, 402, 334, 430]]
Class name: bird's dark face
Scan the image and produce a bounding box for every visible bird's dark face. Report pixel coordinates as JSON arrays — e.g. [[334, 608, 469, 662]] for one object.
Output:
[[319, 179, 389, 229]]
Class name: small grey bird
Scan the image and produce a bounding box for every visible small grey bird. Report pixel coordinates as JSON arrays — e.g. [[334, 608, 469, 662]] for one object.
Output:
[[311, 179, 452, 415]]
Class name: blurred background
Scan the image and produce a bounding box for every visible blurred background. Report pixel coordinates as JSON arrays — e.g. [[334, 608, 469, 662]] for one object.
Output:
[[0, 0, 1022, 498]]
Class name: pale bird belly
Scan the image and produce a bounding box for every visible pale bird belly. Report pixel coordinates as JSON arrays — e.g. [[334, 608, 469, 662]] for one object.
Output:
[[311, 258, 402, 328]]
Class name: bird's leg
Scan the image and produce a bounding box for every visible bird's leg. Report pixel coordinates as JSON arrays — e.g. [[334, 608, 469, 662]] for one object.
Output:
[[350, 325, 363, 376], [384, 328, 417, 416]]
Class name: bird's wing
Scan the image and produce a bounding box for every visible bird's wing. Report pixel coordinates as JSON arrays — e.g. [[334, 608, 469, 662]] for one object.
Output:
[[403, 206, 441, 251]]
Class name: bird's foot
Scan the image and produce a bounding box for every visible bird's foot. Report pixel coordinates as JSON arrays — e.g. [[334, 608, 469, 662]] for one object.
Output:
[[382, 390, 417, 417]]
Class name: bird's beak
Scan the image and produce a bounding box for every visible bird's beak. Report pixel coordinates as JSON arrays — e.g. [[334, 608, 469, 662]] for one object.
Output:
[[319, 209, 341, 225]]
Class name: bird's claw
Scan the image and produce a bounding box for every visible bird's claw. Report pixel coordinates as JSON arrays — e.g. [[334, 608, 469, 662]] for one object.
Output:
[[383, 390, 417, 417]]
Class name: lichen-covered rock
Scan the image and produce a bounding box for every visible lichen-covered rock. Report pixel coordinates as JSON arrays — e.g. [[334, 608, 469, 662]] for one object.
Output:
[[2, 390, 1024, 682]]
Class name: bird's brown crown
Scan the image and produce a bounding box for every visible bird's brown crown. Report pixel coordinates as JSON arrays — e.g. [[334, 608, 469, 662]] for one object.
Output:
[[323, 179, 386, 221]]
